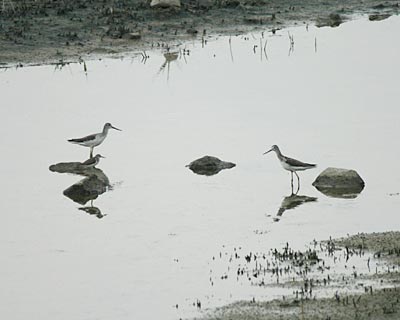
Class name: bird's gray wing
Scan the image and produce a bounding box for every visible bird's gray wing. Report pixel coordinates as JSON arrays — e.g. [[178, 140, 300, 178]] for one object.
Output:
[[68, 133, 96, 143], [284, 156, 316, 168], [81, 157, 96, 166]]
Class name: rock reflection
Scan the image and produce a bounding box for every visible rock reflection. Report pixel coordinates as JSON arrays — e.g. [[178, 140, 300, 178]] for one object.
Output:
[[274, 193, 317, 222], [49, 161, 110, 217], [313, 185, 364, 199]]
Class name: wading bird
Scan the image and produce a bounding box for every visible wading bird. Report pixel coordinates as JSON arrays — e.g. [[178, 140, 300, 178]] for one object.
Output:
[[68, 123, 121, 157], [264, 145, 316, 192], [81, 154, 105, 168]]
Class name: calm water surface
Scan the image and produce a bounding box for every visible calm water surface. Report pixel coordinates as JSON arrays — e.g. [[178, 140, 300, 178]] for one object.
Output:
[[1, 16, 400, 320]]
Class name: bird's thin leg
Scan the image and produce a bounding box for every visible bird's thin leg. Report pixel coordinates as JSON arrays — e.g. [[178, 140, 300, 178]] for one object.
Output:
[[294, 171, 300, 194], [90, 147, 94, 158], [290, 171, 294, 194]]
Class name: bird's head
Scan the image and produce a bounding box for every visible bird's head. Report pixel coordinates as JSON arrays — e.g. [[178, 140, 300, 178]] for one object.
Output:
[[104, 123, 122, 131], [263, 145, 280, 155]]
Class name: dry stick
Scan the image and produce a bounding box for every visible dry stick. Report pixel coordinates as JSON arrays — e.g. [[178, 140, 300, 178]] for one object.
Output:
[[315, 37, 317, 53], [260, 38, 262, 61]]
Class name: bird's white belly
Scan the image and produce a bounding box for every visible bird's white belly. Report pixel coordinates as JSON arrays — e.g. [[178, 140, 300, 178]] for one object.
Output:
[[83, 136, 105, 147]]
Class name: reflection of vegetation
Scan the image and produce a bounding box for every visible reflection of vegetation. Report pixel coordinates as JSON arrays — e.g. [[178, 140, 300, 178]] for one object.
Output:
[[275, 193, 317, 222]]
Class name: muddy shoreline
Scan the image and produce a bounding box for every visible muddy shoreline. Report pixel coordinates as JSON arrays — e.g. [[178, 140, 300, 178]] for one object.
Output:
[[0, 0, 399, 67], [200, 232, 400, 320]]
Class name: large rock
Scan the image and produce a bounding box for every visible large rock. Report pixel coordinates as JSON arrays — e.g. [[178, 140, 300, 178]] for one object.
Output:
[[150, 0, 181, 8], [50, 161, 110, 205], [187, 156, 236, 176], [312, 167, 365, 199]]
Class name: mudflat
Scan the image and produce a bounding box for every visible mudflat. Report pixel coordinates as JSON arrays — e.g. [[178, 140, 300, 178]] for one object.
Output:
[[0, 0, 398, 66]]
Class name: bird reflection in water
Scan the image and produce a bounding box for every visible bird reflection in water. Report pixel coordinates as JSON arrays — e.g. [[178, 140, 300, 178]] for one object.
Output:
[[273, 192, 317, 222], [158, 51, 179, 81], [79, 200, 106, 219]]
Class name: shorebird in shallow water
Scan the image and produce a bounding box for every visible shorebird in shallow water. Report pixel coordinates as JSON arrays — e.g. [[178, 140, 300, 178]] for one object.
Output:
[[68, 123, 121, 157], [81, 154, 105, 168], [264, 145, 316, 192]]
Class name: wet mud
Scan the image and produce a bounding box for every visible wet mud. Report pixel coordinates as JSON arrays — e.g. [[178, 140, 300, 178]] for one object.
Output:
[[200, 232, 400, 320], [0, 0, 399, 66]]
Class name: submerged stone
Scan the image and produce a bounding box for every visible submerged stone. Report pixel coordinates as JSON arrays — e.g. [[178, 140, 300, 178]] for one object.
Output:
[[187, 156, 236, 176], [312, 167, 365, 199]]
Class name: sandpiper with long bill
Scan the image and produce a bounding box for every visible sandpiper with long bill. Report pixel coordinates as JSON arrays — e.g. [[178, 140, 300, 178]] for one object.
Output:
[[81, 154, 105, 168], [264, 145, 316, 192], [68, 123, 121, 157]]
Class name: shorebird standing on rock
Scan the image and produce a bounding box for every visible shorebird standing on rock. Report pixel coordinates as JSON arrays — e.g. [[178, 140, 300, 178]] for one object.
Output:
[[264, 145, 316, 192], [81, 154, 105, 168], [68, 123, 121, 157]]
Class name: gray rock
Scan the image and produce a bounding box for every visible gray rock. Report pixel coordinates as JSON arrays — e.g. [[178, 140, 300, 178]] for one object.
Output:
[[49, 161, 110, 204], [63, 175, 108, 205], [187, 156, 236, 176], [312, 167, 365, 199]]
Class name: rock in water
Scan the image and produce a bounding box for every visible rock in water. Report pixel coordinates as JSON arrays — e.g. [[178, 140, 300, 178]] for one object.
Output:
[[150, 0, 181, 8], [187, 156, 236, 176], [312, 167, 365, 198]]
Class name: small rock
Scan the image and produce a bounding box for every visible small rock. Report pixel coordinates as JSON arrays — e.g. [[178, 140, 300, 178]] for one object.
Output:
[[187, 156, 236, 176], [312, 167, 365, 198], [150, 0, 181, 8], [369, 14, 391, 21]]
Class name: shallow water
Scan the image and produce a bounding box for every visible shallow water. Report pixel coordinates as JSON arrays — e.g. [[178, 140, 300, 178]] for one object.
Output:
[[1, 15, 400, 320]]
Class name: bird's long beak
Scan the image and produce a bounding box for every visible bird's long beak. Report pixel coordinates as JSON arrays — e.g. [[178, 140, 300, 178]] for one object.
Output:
[[263, 148, 273, 155], [111, 125, 122, 131], [100, 155, 106, 158]]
